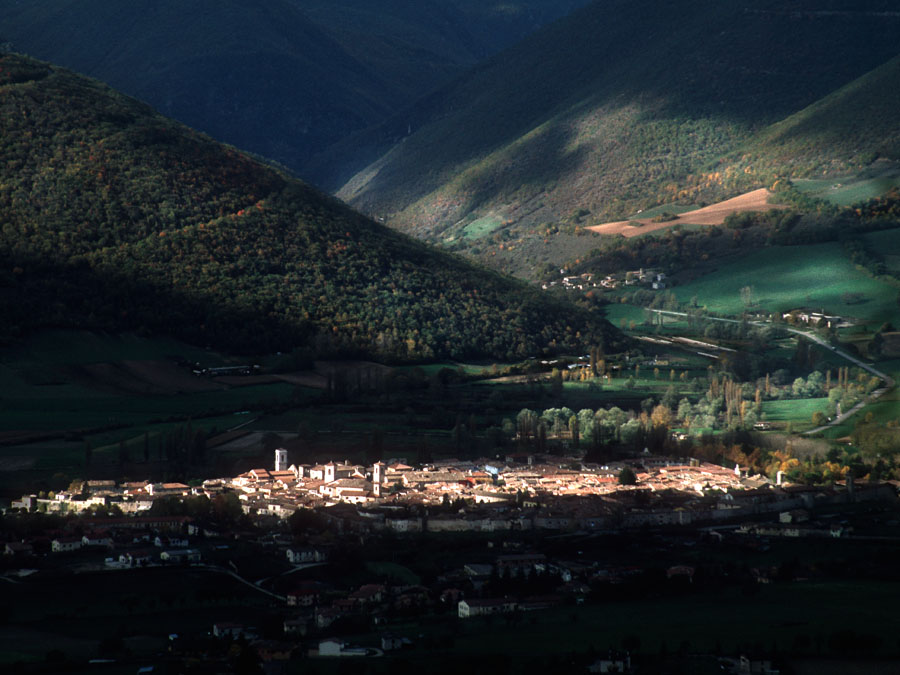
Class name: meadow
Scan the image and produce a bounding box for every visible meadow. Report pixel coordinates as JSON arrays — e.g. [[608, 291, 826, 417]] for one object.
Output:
[[761, 398, 830, 432], [794, 165, 900, 206], [668, 243, 898, 325], [864, 228, 900, 273], [460, 214, 505, 241]]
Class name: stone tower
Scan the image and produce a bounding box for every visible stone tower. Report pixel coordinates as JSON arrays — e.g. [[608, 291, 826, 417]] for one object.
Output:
[[372, 462, 384, 498], [275, 448, 288, 472]]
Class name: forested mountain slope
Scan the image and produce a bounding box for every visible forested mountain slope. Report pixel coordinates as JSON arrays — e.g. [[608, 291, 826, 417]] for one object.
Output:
[[740, 53, 900, 176], [0, 53, 622, 361], [324, 0, 900, 256], [0, 0, 590, 181]]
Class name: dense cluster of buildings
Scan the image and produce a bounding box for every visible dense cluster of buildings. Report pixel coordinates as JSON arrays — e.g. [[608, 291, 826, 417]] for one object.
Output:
[[543, 268, 667, 291], [9, 449, 894, 537]]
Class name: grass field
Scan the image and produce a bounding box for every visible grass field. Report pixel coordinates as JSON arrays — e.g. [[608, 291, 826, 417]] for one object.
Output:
[[670, 243, 898, 325], [461, 214, 505, 240], [761, 398, 830, 432], [795, 166, 900, 206], [864, 228, 900, 273], [604, 303, 653, 328]]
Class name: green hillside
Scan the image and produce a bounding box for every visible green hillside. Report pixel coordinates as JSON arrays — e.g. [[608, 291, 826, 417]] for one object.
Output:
[[0, 53, 622, 361], [0, 0, 590, 180], [322, 0, 900, 270], [743, 54, 900, 177]]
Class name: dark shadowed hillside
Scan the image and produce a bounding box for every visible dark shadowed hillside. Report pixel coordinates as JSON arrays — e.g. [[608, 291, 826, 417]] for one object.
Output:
[[0, 0, 590, 181], [319, 0, 900, 273], [0, 53, 622, 361]]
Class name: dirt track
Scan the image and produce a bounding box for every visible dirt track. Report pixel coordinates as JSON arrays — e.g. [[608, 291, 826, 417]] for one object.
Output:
[[588, 189, 787, 237]]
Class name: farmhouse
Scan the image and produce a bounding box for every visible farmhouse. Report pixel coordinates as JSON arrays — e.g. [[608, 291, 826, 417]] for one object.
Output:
[[4, 541, 33, 556], [82, 531, 113, 548], [458, 598, 518, 618], [212, 622, 244, 638], [286, 546, 328, 564], [51, 536, 82, 553]]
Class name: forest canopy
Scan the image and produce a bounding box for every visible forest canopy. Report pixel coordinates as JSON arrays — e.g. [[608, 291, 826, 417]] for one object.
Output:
[[0, 53, 623, 360]]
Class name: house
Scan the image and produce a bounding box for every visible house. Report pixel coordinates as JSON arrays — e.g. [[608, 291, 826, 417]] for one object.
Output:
[[287, 590, 319, 607], [315, 606, 343, 629], [307, 465, 326, 480], [212, 622, 244, 638], [350, 584, 385, 606], [779, 509, 809, 524], [283, 617, 310, 636], [86, 479, 117, 494], [318, 639, 344, 657], [51, 537, 83, 553], [381, 634, 410, 651], [271, 470, 297, 486], [154, 535, 189, 548], [119, 549, 155, 567], [10, 494, 38, 510], [458, 598, 517, 618], [248, 469, 272, 483], [286, 547, 327, 564], [82, 531, 114, 548], [320, 478, 371, 504], [160, 548, 201, 563], [315, 639, 368, 658], [589, 651, 632, 673], [3, 541, 34, 556], [146, 483, 190, 496], [496, 553, 547, 576]]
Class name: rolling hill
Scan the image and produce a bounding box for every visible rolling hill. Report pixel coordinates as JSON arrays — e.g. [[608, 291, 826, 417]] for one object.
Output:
[[319, 0, 900, 272], [0, 0, 591, 181], [0, 52, 623, 361]]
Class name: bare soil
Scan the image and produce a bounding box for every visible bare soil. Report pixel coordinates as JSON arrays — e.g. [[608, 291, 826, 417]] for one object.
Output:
[[588, 189, 787, 237]]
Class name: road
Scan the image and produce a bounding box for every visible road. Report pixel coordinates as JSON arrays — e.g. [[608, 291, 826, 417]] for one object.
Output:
[[647, 309, 895, 434]]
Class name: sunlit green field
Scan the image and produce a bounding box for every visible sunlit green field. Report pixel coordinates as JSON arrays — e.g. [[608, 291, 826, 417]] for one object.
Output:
[[461, 214, 505, 240], [670, 243, 897, 324], [795, 169, 900, 206], [761, 397, 830, 431]]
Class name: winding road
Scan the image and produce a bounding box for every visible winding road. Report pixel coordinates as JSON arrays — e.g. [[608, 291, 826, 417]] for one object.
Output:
[[647, 309, 895, 434]]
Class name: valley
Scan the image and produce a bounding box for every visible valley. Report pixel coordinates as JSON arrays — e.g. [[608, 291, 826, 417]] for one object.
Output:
[[1, 2, 900, 673]]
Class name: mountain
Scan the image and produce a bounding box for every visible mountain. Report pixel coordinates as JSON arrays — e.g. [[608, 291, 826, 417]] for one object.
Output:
[[320, 0, 900, 272], [742, 53, 900, 176], [0, 0, 591, 181], [0, 52, 622, 361]]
